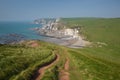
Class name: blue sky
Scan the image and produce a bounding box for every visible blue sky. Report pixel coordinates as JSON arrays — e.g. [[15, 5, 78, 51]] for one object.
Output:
[[0, 0, 120, 21]]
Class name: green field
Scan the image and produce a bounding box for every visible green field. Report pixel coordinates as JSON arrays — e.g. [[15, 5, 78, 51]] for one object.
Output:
[[63, 18, 120, 80], [0, 41, 58, 80], [0, 18, 120, 80], [0, 40, 67, 80]]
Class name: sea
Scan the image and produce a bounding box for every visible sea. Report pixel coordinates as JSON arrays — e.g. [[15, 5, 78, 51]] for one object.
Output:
[[0, 21, 46, 44]]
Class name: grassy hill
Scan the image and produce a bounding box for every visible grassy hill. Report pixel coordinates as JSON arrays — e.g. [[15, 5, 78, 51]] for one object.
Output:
[[0, 40, 67, 80], [0, 41, 59, 80], [63, 18, 120, 80]]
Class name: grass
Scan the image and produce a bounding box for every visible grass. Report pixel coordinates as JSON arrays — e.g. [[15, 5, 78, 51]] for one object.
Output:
[[68, 49, 120, 80], [0, 40, 67, 80], [62, 18, 120, 80], [0, 41, 57, 80], [41, 47, 67, 80]]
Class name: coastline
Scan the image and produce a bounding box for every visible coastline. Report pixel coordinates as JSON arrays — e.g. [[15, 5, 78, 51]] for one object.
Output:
[[0, 20, 90, 48], [32, 18, 91, 48], [42, 36, 90, 48], [0, 34, 90, 48]]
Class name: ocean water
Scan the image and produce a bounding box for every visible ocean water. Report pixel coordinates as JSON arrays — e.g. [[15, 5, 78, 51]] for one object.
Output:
[[0, 21, 45, 43]]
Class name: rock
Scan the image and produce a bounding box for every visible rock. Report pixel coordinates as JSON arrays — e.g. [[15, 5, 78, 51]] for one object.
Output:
[[0, 33, 26, 44]]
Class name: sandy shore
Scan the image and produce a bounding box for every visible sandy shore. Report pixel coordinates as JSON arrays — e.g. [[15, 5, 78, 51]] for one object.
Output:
[[42, 36, 90, 48]]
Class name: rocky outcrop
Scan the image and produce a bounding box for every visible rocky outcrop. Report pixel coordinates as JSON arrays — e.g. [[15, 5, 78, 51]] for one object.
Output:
[[33, 18, 80, 39], [0, 33, 26, 44]]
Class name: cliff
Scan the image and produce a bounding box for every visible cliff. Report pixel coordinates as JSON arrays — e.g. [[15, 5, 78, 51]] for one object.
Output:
[[34, 18, 80, 39], [32, 18, 90, 48]]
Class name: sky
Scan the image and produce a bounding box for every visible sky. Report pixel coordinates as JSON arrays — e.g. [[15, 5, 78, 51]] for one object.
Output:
[[0, 0, 120, 21]]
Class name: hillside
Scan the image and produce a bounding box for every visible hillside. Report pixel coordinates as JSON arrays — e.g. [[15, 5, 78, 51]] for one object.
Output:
[[0, 40, 57, 80], [63, 18, 120, 80], [0, 18, 120, 80]]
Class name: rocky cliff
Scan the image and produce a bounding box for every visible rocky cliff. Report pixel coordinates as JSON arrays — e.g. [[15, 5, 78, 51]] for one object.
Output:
[[33, 18, 90, 48], [33, 18, 80, 39]]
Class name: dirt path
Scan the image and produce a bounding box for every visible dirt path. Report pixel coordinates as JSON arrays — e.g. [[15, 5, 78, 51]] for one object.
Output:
[[32, 54, 59, 80], [59, 57, 69, 80], [64, 58, 69, 71]]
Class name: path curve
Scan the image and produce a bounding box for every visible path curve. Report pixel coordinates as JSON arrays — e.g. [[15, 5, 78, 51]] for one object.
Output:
[[32, 54, 59, 80]]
